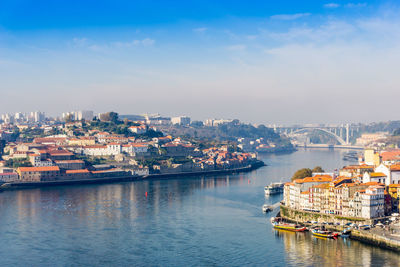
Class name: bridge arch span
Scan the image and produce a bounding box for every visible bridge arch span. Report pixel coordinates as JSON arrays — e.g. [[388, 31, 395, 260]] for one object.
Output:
[[289, 128, 347, 145]]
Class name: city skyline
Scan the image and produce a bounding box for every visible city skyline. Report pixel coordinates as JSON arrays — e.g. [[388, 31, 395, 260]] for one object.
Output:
[[1, 0, 400, 124]]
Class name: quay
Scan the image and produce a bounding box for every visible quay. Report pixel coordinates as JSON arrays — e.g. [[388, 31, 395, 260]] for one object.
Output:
[[278, 205, 400, 252], [0, 160, 265, 190]]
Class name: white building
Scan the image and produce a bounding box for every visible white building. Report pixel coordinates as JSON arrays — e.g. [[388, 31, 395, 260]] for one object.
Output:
[[349, 191, 363, 218], [362, 172, 387, 184], [361, 185, 385, 218], [77, 110, 94, 121], [128, 125, 147, 134], [375, 163, 400, 185], [171, 116, 191, 126], [299, 191, 312, 211], [0, 172, 19, 182], [30, 111, 45, 122], [122, 143, 148, 155], [204, 119, 233, 127], [63, 110, 94, 121], [29, 154, 54, 167], [284, 176, 333, 210]]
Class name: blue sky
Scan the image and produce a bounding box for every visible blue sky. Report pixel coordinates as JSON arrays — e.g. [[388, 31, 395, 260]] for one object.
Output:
[[0, 0, 399, 124]]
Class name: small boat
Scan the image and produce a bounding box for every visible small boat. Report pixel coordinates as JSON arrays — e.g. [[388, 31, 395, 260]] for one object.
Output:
[[273, 222, 307, 232], [341, 229, 351, 238], [262, 204, 272, 213], [264, 182, 284, 195], [311, 229, 338, 238], [343, 151, 359, 161]]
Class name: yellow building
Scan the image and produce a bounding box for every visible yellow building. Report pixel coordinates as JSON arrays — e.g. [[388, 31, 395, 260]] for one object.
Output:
[[364, 148, 381, 167], [67, 137, 96, 146], [388, 184, 400, 212]]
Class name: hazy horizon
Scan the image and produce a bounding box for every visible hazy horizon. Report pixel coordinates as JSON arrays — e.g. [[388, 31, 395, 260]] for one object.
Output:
[[1, 0, 399, 124]]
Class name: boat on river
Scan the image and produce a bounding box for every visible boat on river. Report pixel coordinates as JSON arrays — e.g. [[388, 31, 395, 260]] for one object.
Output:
[[341, 228, 351, 238], [264, 182, 284, 195], [273, 222, 307, 232], [311, 229, 338, 238], [262, 204, 272, 213]]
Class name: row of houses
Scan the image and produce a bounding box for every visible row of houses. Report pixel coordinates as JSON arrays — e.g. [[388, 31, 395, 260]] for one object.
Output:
[[283, 149, 400, 219], [0, 165, 149, 183], [283, 175, 387, 219]]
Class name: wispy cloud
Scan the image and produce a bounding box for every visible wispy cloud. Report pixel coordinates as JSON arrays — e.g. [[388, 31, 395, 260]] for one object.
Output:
[[324, 3, 340, 8], [193, 27, 207, 33], [345, 3, 367, 8], [114, 38, 155, 48], [270, 13, 311, 20], [70, 37, 155, 51], [226, 44, 246, 51], [71, 37, 88, 47]]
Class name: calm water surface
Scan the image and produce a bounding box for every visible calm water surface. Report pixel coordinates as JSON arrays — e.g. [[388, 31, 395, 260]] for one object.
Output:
[[0, 149, 399, 266]]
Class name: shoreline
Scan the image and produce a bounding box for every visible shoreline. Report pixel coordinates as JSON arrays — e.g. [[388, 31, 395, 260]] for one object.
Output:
[[278, 205, 400, 252], [0, 160, 265, 190]]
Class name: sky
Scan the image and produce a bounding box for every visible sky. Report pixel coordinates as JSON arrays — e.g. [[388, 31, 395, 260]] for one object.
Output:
[[0, 0, 399, 124]]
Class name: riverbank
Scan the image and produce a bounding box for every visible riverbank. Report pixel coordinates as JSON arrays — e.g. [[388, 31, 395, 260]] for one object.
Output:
[[0, 160, 265, 190], [278, 205, 400, 252]]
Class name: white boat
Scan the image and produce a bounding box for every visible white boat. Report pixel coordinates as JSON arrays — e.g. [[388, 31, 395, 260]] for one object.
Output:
[[262, 204, 272, 213], [264, 182, 284, 195]]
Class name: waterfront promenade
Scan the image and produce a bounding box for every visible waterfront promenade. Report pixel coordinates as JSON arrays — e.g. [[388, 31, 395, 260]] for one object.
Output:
[[279, 205, 400, 252], [0, 160, 265, 190]]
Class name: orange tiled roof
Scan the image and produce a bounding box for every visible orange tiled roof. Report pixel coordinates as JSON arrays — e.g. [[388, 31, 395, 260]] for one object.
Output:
[[369, 172, 386, 177], [18, 166, 60, 172], [390, 164, 400, 171], [381, 150, 400, 161], [295, 175, 332, 184], [314, 183, 331, 189], [362, 181, 385, 186], [342, 164, 373, 170]]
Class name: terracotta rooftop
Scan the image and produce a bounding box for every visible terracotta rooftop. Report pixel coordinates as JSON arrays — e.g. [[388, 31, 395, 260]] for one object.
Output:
[[18, 166, 60, 172]]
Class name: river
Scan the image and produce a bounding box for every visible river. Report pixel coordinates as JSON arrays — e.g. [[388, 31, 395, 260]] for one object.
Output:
[[0, 149, 399, 266]]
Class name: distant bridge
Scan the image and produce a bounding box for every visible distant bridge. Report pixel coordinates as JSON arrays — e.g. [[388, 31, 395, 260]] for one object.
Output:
[[273, 124, 360, 147], [290, 127, 348, 145]]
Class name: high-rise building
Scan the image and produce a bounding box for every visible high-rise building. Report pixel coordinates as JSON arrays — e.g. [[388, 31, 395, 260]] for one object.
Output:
[[29, 111, 45, 122], [63, 110, 94, 121], [77, 110, 94, 121], [171, 116, 191, 126]]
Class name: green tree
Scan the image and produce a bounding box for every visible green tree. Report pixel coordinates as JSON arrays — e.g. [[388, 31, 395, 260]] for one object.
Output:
[[291, 168, 312, 181], [6, 158, 32, 168], [312, 166, 325, 173], [100, 111, 119, 123]]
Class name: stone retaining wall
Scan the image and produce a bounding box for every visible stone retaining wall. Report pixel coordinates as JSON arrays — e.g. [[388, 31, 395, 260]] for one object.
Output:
[[280, 205, 368, 225], [279, 205, 400, 252]]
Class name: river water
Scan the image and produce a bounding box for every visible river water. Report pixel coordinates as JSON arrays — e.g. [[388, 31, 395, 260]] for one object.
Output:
[[0, 149, 399, 266]]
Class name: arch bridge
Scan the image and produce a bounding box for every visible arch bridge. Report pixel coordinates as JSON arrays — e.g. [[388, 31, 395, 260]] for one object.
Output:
[[289, 127, 348, 145]]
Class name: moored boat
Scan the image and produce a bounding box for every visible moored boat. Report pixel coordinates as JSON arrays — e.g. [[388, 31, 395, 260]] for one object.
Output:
[[264, 182, 284, 195], [273, 222, 307, 232], [262, 204, 272, 213], [341, 228, 351, 238], [311, 229, 338, 238]]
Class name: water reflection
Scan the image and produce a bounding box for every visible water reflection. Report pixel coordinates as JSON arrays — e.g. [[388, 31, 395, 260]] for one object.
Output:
[[0, 174, 246, 226], [0, 149, 398, 266], [275, 229, 400, 267]]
